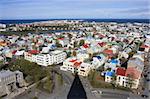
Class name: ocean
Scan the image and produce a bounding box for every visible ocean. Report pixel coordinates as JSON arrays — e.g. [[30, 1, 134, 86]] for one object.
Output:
[[0, 19, 149, 24]]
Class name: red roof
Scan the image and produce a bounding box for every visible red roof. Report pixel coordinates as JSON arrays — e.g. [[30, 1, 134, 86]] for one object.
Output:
[[83, 44, 89, 48], [99, 34, 105, 38], [98, 42, 107, 47], [58, 38, 64, 40], [125, 67, 141, 79], [140, 44, 149, 48], [74, 62, 82, 68], [103, 49, 113, 55], [28, 50, 39, 54], [116, 67, 126, 76], [69, 59, 77, 62], [12, 50, 17, 54]]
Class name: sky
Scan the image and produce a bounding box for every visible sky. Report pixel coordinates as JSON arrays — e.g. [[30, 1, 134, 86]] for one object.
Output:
[[0, 0, 149, 19]]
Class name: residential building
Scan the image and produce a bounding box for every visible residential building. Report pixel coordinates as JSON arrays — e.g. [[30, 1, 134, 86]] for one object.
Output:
[[105, 70, 115, 83], [60, 57, 91, 76], [92, 54, 106, 69], [24, 50, 66, 66]]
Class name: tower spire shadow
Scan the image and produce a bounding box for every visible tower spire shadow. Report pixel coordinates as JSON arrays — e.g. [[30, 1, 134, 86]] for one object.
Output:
[[67, 73, 87, 99]]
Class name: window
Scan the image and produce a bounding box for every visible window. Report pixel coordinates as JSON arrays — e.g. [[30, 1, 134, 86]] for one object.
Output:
[[122, 81, 124, 85], [118, 77, 120, 80]]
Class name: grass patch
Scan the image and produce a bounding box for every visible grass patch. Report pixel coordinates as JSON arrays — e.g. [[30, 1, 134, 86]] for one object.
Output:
[[56, 74, 63, 86], [36, 77, 54, 93], [6, 59, 47, 84]]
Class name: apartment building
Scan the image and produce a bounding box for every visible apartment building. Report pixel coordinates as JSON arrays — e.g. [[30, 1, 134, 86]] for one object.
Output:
[[36, 54, 53, 66], [24, 50, 66, 66], [51, 50, 67, 64]]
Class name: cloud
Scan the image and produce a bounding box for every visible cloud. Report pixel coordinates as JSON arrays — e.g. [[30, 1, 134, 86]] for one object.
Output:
[[119, 8, 150, 13], [0, 0, 149, 19]]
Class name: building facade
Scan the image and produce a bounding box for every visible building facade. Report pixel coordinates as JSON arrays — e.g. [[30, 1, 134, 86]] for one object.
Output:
[[0, 70, 24, 97]]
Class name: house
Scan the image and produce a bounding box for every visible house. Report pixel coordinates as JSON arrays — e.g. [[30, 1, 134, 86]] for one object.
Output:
[[116, 67, 126, 87], [60, 58, 78, 73], [104, 59, 120, 70], [78, 62, 91, 76], [92, 54, 106, 69], [60, 57, 91, 76], [124, 53, 144, 89], [58, 38, 69, 47], [140, 44, 150, 52], [105, 70, 115, 83], [76, 51, 89, 62]]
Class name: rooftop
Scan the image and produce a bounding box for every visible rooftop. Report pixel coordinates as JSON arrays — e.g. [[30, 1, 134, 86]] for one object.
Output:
[[51, 50, 63, 55], [0, 70, 15, 78]]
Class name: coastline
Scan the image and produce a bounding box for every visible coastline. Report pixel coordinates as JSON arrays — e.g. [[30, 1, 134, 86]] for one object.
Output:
[[0, 19, 150, 24]]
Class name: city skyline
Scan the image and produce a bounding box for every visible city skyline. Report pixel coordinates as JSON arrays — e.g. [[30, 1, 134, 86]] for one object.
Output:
[[0, 0, 150, 19]]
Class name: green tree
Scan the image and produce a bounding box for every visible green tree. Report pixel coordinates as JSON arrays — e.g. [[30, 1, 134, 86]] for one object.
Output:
[[8, 59, 47, 83], [79, 39, 85, 46], [56, 40, 62, 48], [72, 51, 77, 56], [74, 41, 78, 48], [32, 96, 38, 99]]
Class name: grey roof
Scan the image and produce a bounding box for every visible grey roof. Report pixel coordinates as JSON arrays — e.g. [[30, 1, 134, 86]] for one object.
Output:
[[0, 70, 15, 78]]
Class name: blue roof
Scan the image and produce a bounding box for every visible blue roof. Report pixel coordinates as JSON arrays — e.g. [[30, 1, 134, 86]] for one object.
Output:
[[105, 71, 115, 77], [51, 44, 56, 48], [110, 59, 118, 64], [96, 56, 101, 60], [96, 54, 105, 60]]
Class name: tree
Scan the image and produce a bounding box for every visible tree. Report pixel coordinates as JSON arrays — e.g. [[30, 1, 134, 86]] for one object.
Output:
[[68, 33, 72, 41], [56, 40, 62, 48], [66, 51, 71, 58], [72, 51, 77, 56], [79, 39, 85, 46], [74, 41, 78, 48], [32, 96, 38, 99], [7, 59, 47, 83]]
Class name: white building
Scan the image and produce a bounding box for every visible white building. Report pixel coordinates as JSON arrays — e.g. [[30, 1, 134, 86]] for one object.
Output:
[[60, 57, 91, 76], [24, 50, 38, 62], [51, 50, 67, 64], [92, 54, 106, 69], [36, 54, 53, 66], [24, 50, 66, 66], [76, 51, 89, 62]]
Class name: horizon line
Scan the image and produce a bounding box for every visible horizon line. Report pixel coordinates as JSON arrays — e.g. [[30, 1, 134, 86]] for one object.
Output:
[[0, 18, 150, 20]]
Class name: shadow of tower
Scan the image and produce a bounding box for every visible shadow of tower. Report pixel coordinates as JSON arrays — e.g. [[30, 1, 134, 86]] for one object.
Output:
[[67, 73, 87, 99]]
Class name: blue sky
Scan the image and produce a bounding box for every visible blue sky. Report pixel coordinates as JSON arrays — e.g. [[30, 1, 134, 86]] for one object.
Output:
[[0, 0, 149, 19]]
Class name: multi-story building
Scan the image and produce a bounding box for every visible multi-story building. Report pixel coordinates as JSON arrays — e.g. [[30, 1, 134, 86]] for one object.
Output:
[[0, 70, 24, 97], [24, 50, 66, 66], [24, 50, 39, 62], [36, 54, 53, 66], [51, 50, 67, 64], [60, 57, 91, 76], [115, 53, 144, 89]]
